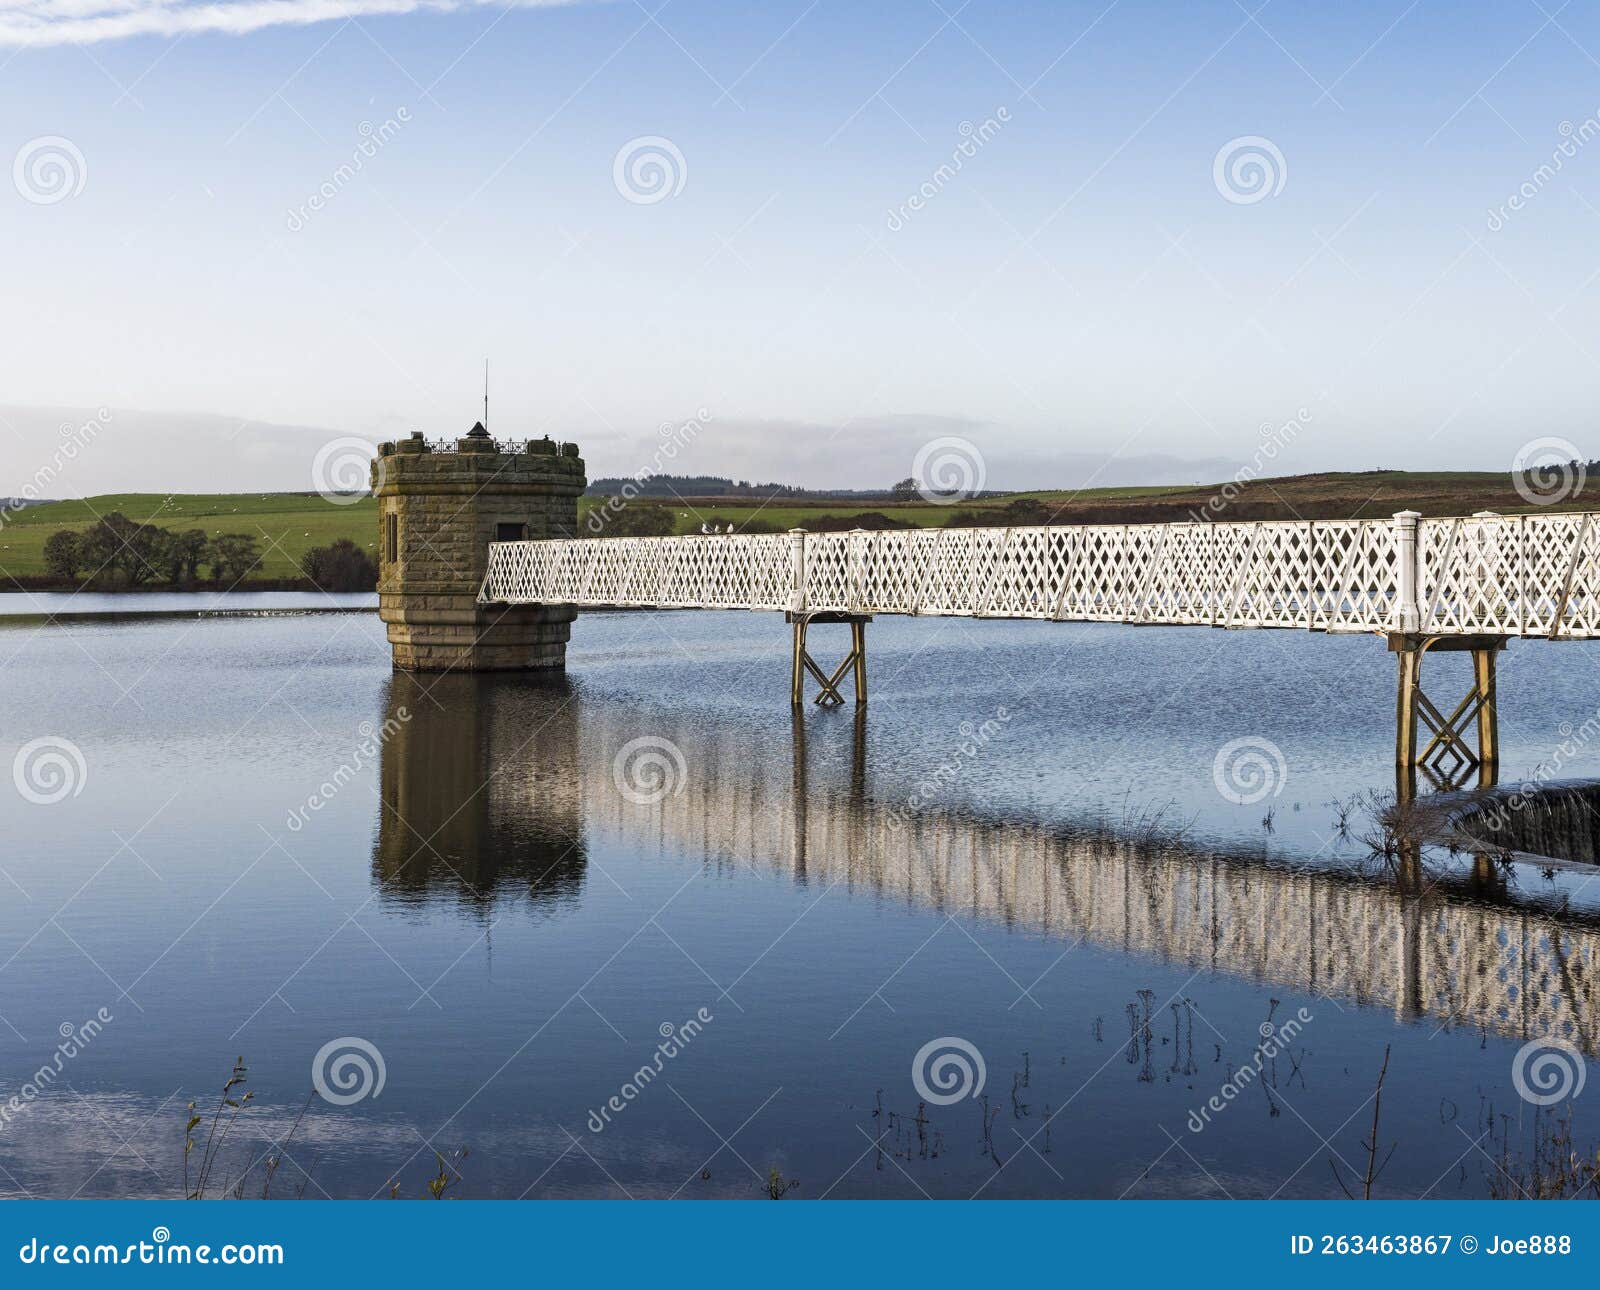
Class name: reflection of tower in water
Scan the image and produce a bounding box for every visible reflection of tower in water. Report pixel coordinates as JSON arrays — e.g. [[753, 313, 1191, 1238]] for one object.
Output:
[[374, 672, 586, 910]]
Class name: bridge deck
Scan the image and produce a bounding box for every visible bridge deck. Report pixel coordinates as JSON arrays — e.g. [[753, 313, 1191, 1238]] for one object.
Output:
[[479, 511, 1600, 638]]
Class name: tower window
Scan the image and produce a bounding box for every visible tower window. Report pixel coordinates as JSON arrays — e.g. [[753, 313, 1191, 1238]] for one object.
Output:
[[496, 522, 526, 543], [386, 513, 398, 564]]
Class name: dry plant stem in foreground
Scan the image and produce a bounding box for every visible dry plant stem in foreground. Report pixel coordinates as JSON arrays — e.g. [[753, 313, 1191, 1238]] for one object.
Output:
[[1331, 1044, 1394, 1200]]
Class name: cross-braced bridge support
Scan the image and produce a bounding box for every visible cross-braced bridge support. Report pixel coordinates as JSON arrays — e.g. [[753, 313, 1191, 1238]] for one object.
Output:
[[789, 611, 868, 707], [1391, 633, 1505, 785]]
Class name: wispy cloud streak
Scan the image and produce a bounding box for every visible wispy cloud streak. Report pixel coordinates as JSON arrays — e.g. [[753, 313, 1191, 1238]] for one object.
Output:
[[0, 0, 580, 48]]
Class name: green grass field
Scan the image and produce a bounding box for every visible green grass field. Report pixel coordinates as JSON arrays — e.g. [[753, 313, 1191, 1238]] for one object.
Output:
[[0, 471, 1581, 587], [0, 493, 381, 581]]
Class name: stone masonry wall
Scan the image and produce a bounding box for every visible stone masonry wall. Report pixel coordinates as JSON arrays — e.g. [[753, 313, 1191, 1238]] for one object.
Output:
[[373, 436, 585, 672]]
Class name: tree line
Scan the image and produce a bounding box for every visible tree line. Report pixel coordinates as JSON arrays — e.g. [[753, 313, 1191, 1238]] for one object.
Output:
[[40, 513, 376, 591], [585, 474, 803, 498]]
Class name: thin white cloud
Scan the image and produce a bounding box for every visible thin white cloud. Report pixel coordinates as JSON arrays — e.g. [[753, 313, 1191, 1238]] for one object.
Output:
[[0, 0, 579, 48]]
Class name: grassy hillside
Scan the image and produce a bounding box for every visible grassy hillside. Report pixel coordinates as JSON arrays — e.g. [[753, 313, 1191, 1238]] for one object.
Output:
[[639, 470, 1596, 529], [0, 471, 1586, 589], [1008, 469, 1581, 523], [0, 493, 379, 582]]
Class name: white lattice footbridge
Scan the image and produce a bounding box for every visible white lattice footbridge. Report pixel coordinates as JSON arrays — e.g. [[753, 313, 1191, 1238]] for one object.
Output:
[[481, 512, 1600, 636], [479, 510, 1600, 758]]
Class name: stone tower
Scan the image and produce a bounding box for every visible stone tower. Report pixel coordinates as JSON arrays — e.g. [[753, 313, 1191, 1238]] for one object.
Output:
[[373, 424, 585, 671]]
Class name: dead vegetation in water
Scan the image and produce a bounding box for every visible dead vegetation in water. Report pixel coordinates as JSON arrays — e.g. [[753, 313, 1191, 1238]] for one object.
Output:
[[182, 1057, 467, 1200], [1482, 1104, 1600, 1200], [1341, 790, 1517, 889], [1329, 794, 1358, 840], [1357, 792, 1453, 861], [1330, 1044, 1395, 1200], [1086, 792, 1196, 851], [763, 1167, 799, 1199]]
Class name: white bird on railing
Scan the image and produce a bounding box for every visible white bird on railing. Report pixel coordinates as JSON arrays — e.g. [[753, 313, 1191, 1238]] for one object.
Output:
[[699, 523, 711, 534]]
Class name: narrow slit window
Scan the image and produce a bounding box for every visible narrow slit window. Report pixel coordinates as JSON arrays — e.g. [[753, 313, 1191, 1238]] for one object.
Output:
[[386, 513, 398, 564]]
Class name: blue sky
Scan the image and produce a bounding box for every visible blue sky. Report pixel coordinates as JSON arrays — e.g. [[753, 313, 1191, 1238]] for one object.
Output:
[[3, 0, 1599, 491]]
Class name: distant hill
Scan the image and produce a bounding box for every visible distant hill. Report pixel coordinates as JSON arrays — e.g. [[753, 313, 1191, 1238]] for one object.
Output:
[[1000, 468, 1597, 525], [580, 468, 1598, 530], [586, 474, 801, 498], [585, 470, 1587, 524], [585, 474, 924, 500]]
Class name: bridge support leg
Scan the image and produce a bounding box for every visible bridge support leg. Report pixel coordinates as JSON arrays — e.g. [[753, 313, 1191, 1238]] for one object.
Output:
[[1474, 645, 1499, 771], [1389, 634, 1505, 789], [788, 613, 869, 707]]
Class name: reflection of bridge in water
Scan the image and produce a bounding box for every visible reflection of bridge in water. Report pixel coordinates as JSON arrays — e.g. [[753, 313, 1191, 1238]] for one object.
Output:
[[373, 677, 1600, 1053]]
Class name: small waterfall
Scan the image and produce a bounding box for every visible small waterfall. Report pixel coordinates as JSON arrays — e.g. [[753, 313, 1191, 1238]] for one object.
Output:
[[1453, 780, 1600, 865]]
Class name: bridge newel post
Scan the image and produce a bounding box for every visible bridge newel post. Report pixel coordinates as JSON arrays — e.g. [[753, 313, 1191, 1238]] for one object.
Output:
[[848, 527, 867, 614], [1392, 509, 1426, 768], [788, 528, 807, 614], [788, 529, 807, 706], [1392, 510, 1422, 633]]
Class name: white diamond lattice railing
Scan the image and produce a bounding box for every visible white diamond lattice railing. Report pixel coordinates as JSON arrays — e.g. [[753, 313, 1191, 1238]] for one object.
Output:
[[478, 511, 1600, 639]]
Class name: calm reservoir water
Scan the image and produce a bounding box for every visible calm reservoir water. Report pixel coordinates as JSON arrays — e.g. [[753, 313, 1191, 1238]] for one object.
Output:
[[2, 594, 1599, 1199]]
